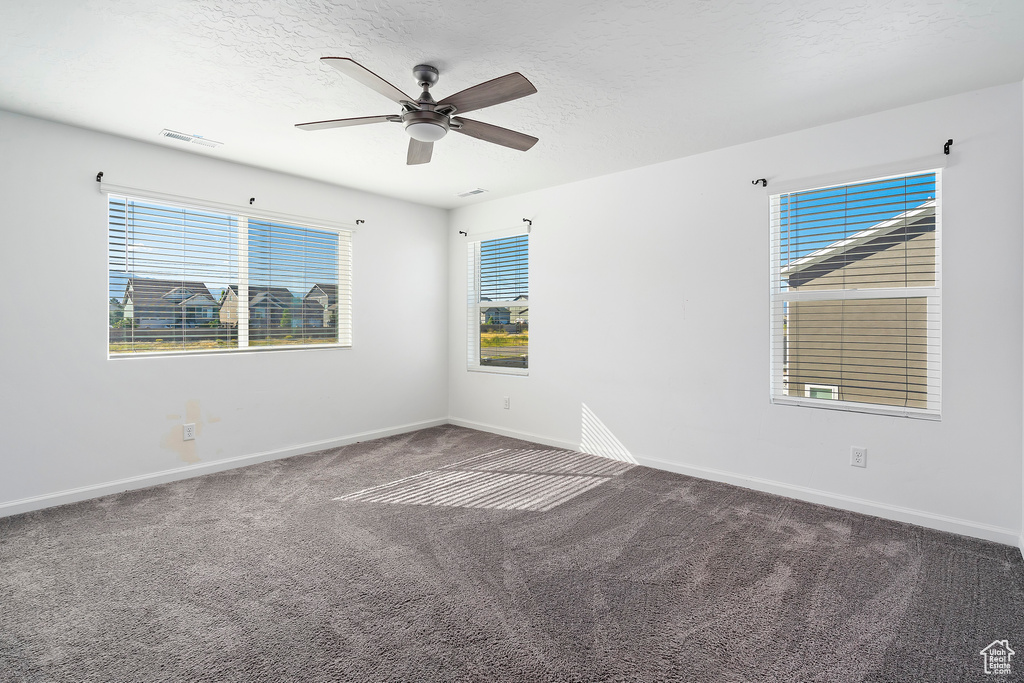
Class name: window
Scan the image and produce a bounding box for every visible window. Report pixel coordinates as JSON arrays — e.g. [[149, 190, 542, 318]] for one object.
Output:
[[770, 170, 940, 418], [805, 384, 838, 400], [467, 233, 528, 373], [108, 194, 352, 356]]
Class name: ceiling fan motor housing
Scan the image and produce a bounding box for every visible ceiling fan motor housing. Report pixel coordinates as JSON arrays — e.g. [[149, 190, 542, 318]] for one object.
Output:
[[403, 109, 449, 142]]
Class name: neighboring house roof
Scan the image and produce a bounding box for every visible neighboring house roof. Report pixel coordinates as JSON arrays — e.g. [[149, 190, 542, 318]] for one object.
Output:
[[123, 278, 217, 311], [480, 294, 528, 303], [781, 200, 936, 287], [304, 283, 337, 305], [249, 291, 286, 308], [221, 285, 296, 307], [179, 293, 218, 307]]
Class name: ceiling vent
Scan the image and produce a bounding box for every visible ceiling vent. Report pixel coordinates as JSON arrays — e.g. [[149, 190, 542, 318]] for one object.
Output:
[[159, 129, 223, 148], [456, 188, 488, 198]]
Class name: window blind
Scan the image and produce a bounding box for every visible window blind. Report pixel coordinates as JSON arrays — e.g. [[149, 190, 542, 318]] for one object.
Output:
[[468, 234, 529, 371], [769, 171, 941, 418], [108, 195, 351, 356]]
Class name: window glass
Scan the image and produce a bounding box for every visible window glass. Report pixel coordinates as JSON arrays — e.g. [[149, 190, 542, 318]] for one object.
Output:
[[469, 234, 528, 371], [770, 172, 940, 417], [108, 195, 351, 356]]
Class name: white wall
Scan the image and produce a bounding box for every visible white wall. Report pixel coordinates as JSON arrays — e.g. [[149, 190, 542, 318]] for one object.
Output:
[[449, 83, 1024, 545], [0, 111, 449, 512], [4, 84, 1022, 547]]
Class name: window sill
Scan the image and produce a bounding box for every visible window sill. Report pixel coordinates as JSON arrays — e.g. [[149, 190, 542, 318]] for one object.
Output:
[[772, 396, 940, 421], [109, 343, 351, 359], [468, 365, 529, 377]]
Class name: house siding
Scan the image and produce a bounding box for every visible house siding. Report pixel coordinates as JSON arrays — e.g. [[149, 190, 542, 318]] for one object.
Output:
[[787, 231, 935, 409]]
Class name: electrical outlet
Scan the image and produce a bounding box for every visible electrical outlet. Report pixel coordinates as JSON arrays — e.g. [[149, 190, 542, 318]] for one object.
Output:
[[183, 423, 196, 441], [503, 396, 510, 410], [851, 446, 867, 468]]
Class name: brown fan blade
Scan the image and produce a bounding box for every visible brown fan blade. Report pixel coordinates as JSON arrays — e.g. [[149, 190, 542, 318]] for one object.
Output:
[[437, 72, 536, 115], [407, 138, 433, 165], [321, 57, 412, 104], [451, 117, 538, 151], [295, 115, 394, 131]]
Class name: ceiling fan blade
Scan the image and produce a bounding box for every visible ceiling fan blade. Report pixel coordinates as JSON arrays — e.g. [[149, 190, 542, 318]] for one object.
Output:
[[407, 139, 433, 165], [295, 115, 394, 131], [437, 72, 537, 115], [452, 117, 538, 151], [321, 57, 412, 104]]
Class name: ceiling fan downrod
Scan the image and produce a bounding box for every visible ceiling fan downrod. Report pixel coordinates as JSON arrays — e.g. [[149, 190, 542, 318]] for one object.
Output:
[[404, 64, 449, 142]]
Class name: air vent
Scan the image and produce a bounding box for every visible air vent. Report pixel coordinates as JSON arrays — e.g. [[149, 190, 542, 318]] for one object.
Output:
[[456, 188, 488, 198], [159, 129, 223, 148]]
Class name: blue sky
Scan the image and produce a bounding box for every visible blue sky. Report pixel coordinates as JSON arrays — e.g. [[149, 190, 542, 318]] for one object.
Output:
[[480, 234, 528, 301], [108, 198, 338, 301], [778, 172, 936, 265]]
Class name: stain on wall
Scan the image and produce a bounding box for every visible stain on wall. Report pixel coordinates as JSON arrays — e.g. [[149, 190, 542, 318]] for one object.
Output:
[[159, 399, 215, 464], [160, 425, 198, 464]]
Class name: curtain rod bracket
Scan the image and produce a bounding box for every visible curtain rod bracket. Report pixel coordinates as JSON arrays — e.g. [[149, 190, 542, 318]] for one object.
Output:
[[356, 219, 365, 225], [96, 171, 104, 182], [752, 178, 767, 187], [249, 197, 255, 205], [459, 230, 468, 236], [522, 218, 532, 227], [943, 139, 953, 155]]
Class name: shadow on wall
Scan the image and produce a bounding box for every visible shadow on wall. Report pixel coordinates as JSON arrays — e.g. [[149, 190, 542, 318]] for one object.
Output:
[[581, 403, 638, 464]]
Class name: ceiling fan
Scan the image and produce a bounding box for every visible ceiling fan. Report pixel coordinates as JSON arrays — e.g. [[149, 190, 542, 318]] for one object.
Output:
[[296, 58, 539, 165]]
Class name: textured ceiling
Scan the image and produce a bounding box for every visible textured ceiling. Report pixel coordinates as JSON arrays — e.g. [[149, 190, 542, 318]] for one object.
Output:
[[1, 0, 1023, 208]]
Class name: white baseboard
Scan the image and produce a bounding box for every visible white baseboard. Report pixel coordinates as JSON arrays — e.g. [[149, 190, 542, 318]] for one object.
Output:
[[6, 416, 1022, 552], [635, 453, 1021, 548], [451, 420, 1022, 548], [447, 418, 579, 452], [0, 418, 448, 518]]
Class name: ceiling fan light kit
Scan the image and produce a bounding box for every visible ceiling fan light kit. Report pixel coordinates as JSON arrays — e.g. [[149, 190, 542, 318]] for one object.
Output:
[[404, 114, 449, 142], [296, 58, 538, 165]]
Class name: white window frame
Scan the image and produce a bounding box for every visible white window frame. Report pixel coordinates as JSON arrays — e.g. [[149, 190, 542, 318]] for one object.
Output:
[[104, 183, 355, 358], [466, 227, 529, 376], [769, 168, 942, 420]]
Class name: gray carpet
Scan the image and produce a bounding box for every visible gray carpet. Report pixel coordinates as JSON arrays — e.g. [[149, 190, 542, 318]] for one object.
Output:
[[1, 425, 1022, 682]]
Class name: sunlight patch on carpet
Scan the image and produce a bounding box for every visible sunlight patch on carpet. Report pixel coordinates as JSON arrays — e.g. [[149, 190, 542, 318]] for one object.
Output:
[[444, 448, 634, 476], [336, 448, 634, 511]]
